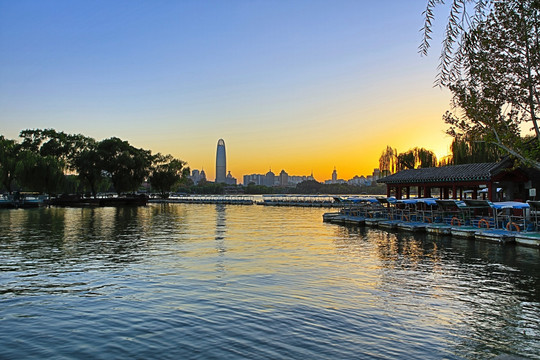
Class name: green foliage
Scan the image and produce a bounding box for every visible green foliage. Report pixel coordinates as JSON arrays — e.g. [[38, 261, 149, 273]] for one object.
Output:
[[390, 147, 438, 171], [422, 0, 540, 168], [420, 0, 493, 86], [0, 129, 188, 197], [448, 136, 500, 164], [397, 150, 416, 171], [149, 153, 189, 198], [97, 137, 153, 195], [0, 136, 20, 193], [416, 148, 438, 168], [191, 182, 225, 194], [380, 146, 438, 172], [15, 151, 65, 195], [295, 180, 324, 194], [244, 183, 275, 194], [72, 139, 103, 198], [19, 129, 90, 171]]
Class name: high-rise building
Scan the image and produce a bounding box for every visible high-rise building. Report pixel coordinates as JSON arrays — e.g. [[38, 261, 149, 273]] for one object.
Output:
[[215, 139, 226, 183]]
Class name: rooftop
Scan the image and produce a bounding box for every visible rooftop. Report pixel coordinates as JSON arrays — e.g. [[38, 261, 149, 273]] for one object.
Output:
[[377, 161, 508, 184]]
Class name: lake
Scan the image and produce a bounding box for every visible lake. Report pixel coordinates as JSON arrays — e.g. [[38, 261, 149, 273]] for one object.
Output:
[[1, 204, 539, 359]]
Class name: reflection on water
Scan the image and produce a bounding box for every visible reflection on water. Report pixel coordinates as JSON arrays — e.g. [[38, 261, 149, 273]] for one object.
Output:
[[214, 204, 227, 277], [0, 205, 539, 359]]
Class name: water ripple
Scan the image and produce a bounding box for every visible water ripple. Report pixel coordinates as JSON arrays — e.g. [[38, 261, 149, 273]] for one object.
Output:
[[0, 205, 539, 359]]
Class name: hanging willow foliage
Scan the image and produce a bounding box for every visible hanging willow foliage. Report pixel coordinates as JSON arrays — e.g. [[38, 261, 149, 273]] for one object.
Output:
[[419, 0, 492, 87]]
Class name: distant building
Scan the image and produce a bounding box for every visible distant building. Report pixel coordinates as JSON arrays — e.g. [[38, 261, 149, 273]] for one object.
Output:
[[325, 167, 346, 184], [288, 175, 310, 185], [243, 174, 266, 186], [366, 175, 373, 185], [215, 139, 226, 183], [190, 169, 206, 185], [242, 170, 314, 187], [278, 170, 289, 186], [200, 169, 206, 182], [226, 171, 237, 185], [265, 169, 275, 187], [348, 175, 367, 186]]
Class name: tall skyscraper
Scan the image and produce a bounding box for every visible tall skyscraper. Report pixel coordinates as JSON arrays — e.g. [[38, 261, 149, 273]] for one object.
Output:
[[215, 139, 226, 183]]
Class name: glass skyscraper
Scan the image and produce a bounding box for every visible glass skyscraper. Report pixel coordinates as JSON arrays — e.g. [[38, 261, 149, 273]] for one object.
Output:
[[215, 139, 226, 183]]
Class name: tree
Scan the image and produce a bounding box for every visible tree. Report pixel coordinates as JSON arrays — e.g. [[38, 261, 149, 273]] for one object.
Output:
[[149, 153, 189, 198], [97, 137, 152, 195], [421, 0, 540, 168], [447, 135, 500, 165], [397, 150, 416, 171], [379, 146, 397, 174], [394, 147, 438, 171], [0, 136, 20, 193], [420, 0, 495, 86], [295, 180, 323, 194], [416, 147, 438, 168], [15, 151, 65, 195], [19, 129, 86, 170], [72, 138, 103, 198]]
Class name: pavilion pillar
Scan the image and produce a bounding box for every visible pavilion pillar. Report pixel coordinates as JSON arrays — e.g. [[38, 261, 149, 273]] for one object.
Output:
[[396, 186, 402, 200], [387, 185, 391, 198], [443, 187, 450, 199], [488, 183, 493, 202], [406, 186, 410, 199], [472, 189, 477, 199], [418, 186, 422, 198], [425, 186, 431, 198], [452, 184, 457, 199]]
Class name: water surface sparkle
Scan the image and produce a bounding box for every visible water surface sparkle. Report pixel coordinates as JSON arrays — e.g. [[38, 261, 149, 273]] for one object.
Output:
[[1, 204, 539, 359]]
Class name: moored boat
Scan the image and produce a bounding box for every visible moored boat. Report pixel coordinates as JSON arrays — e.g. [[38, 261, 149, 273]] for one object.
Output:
[[514, 232, 540, 247], [474, 229, 516, 243]]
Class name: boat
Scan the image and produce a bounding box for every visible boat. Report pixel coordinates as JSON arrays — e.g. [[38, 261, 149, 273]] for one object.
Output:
[[514, 200, 540, 247], [514, 232, 540, 247], [474, 229, 516, 243], [426, 222, 452, 235]]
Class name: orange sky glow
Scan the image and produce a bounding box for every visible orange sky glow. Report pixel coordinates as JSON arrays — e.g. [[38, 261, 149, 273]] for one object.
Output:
[[1, 1, 455, 183]]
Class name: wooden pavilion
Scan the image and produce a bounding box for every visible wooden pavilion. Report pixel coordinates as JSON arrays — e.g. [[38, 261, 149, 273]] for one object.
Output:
[[377, 159, 533, 202]]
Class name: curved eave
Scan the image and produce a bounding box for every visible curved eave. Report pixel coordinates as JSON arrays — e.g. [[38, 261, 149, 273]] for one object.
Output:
[[380, 176, 491, 184]]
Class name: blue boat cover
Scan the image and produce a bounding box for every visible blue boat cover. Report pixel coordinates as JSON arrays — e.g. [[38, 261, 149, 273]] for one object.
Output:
[[491, 201, 529, 209]]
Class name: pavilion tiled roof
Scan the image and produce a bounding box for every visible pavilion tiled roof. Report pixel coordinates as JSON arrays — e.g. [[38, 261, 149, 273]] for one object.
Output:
[[377, 161, 508, 184]]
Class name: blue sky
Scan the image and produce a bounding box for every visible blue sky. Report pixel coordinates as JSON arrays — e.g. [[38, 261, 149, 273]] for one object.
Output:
[[0, 0, 452, 181]]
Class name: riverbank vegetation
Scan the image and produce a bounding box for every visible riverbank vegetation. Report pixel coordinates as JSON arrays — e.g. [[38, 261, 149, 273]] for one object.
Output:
[[0, 129, 190, 197]]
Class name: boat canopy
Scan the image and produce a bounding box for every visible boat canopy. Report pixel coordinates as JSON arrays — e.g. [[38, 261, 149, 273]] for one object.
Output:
[[396, 198, 438, 206], [491, 201, 530, 210]]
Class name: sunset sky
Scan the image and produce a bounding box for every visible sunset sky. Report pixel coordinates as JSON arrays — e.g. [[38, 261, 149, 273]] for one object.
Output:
[[0, 0, 453, 182]]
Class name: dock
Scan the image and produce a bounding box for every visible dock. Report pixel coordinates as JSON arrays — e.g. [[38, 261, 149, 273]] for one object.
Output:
[[323, 197, 540, 248]]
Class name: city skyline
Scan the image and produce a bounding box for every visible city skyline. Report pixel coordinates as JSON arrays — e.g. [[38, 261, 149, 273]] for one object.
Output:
[[0, 1, 454, 181]]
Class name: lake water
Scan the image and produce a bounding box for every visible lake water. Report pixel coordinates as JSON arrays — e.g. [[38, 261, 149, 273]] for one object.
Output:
[[1, 204, 539, 359]]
